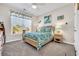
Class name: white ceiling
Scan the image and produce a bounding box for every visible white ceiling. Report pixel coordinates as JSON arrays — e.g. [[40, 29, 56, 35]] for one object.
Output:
[[3, 3, 71, 16]]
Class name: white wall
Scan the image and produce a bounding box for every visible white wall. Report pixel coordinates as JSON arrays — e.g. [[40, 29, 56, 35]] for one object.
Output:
[[38, 4, 74, 44], [32, 16, 39, 31]]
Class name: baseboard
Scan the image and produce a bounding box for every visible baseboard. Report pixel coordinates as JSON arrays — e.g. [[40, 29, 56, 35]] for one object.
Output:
[[63, 41, 74, 45], [6, 38, 74, 46], [6, 39, 21, 43]]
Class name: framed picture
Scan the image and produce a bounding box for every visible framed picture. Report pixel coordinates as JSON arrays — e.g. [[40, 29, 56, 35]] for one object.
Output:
[[44, 15, 51, 24], [57, 15, 64, 20]]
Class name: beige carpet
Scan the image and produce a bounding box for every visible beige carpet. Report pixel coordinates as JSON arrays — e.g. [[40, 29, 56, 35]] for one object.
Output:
[[2, 40, 76, 56]]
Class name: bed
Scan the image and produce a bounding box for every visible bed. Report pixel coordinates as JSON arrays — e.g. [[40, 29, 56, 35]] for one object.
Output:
[[22, 26, 54, 50]]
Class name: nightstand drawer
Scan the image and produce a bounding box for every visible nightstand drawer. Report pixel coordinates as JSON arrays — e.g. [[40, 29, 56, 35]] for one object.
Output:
[[54, 34, 62, 36], [54, 34, 63, 43], [54, 35, 63, 38]]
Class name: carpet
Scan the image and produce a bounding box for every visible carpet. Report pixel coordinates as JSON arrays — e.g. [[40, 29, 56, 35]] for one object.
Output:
[[2, 40, 76, 56]]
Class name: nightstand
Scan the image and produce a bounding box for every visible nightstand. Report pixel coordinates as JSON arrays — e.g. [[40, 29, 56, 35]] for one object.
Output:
[[54, 30, 63, 43]]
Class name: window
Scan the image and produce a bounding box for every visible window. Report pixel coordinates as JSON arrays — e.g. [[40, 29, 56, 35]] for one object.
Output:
[[11, 12, 32, 34]]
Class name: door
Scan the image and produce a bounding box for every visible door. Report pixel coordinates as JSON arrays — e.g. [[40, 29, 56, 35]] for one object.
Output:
[[74, 11, 79, 56]]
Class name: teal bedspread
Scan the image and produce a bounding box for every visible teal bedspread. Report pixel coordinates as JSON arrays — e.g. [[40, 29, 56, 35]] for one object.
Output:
[[23, 26, 53, 50], [23, 32, 52, 42]]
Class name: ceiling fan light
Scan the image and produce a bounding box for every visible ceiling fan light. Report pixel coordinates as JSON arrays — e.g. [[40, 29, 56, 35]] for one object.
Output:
[[32, 5, 37, 9]]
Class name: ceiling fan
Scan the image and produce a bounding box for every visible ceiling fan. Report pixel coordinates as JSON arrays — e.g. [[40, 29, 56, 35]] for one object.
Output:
[[32, 3, 46, 9], [32, 3, 46, 5]]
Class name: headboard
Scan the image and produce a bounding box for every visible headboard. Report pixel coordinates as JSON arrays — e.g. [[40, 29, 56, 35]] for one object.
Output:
[[37, 26, 54, 33]]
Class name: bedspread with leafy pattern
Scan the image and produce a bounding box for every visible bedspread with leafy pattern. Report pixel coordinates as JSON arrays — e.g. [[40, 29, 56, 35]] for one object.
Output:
[[23, 32, 52, 42]]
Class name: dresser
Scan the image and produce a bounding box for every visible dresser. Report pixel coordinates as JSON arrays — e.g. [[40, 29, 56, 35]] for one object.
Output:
[[0, 31, 3, 56]]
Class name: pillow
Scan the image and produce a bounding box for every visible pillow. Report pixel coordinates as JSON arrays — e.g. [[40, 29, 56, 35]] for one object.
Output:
[[38, 26, 52, 33]]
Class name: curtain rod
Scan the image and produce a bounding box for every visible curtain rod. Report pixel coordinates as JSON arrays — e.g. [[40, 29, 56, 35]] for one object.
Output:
[[10, 9, 33, 18]]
